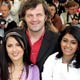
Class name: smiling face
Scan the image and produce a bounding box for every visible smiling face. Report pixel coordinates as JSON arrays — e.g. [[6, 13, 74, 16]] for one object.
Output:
[[6, 36, 24, 63], [24, 4, 46, 33], [61, 33, 78, 58]]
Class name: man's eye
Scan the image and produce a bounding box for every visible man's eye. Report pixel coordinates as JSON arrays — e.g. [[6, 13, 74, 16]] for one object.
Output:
[[27, 15, 33, 18], [37, 14, 42, 16]]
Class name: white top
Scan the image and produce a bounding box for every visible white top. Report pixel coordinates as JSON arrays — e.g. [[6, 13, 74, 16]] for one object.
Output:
[[60, 12, 72, 25], [10, 0, 21, 24], [5, 14, 14, 28], [42, 52, 80, 80]]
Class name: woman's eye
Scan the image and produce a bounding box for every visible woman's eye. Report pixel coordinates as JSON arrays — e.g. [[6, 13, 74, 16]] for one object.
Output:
[[71, 41, 77, 44], [7, 44, 12, 47], [16, 43, 20, 46], [62, 39, 67, 42], [16, 43, 21, 47]]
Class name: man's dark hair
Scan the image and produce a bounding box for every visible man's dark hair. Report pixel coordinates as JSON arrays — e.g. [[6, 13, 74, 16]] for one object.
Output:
[[20, 0, 51, 29]]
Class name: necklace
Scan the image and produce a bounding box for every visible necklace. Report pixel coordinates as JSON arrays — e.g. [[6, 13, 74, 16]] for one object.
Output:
[[8, 64, 24, 80]]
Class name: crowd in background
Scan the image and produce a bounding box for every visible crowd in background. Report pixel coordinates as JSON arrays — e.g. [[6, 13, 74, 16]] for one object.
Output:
[[0, 0, 80, 34]]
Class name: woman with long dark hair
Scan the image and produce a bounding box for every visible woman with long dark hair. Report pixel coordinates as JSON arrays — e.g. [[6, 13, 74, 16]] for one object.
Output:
[[1, 28, 40, 80], [42, 26, 80, 80]]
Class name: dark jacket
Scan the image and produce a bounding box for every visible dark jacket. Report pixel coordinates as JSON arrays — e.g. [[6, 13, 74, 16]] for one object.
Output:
[[4, 21, 17, 32], [37, 30, 58, 72], [26, 30, 59, 72]]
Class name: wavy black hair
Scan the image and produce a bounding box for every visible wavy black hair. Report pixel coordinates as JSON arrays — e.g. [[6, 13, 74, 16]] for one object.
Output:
[[56, 26, 80, 68]]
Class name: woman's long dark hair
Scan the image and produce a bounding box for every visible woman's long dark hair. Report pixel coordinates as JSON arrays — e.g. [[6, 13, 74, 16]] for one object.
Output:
[[3, 28, 32, 79], [56, 26, 80, 68], [0, 45, 8, 80]]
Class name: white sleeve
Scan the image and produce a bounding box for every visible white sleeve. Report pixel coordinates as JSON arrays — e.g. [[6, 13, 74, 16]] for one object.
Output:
[[42, 52, 58, 80], [60, 14, 65, 25], [10, 0, 21, 15]]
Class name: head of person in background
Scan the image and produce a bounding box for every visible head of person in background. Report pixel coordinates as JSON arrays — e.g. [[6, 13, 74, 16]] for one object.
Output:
[[48, 3, 63, 32], [48, 3, 57, 19], [20, 0, 52, 31], [65, 1, 79, 15], [56, 26, 80, 70], [51, 0, 59, 13], [0, 0, 17, 32], [70, 14, 80, 26], [2, 28, 40, 80], [0, 0, 11, 18], [60, 1, 80, 30]]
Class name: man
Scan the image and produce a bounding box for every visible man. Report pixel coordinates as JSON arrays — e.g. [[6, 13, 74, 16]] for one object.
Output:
[[0, 1, 17, 44], [20, 0, 59, 73], [60, 1, 79, 29], [0, 1, 17, 32]]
